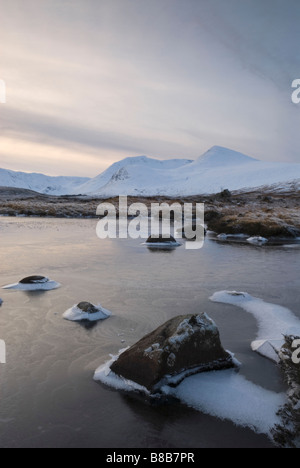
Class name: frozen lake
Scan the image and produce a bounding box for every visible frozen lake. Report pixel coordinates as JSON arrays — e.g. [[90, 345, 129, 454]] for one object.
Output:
[[0, 217, 299, 448]]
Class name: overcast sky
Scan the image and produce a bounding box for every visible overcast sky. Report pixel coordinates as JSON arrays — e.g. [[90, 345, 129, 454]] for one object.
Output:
[[0, 0, 299, 176]]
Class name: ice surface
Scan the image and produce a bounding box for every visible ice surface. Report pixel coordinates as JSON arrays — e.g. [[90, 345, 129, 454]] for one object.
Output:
[[163, 370, 286, 436], [95, 349, 284, 436], [210, 291, 300, 362], [63, 304, 111, 322], [2, 280, 61, 291]]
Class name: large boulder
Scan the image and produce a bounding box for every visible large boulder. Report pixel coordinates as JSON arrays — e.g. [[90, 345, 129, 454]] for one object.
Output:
[[110, 313, 235, 392]]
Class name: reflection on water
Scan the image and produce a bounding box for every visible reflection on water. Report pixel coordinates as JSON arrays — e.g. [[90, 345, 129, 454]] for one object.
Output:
[[0, 217, 299, 448]]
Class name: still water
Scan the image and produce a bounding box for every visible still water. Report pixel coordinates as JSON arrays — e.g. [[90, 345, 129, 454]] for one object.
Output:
[[0, 217, 299, 448]]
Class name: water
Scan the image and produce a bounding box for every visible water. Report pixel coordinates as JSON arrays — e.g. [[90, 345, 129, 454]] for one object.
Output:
[[0, 217, 299, 448]]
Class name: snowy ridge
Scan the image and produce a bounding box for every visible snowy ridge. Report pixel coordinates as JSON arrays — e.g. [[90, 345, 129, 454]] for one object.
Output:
[[0, 168, 90, 196], [1, 146, 300, 196], [73, 146, 300, 197]]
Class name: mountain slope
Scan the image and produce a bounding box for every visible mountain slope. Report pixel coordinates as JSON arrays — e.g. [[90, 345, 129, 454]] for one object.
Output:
[[73, 146, 300, 197], [0, 168, 90, 195]]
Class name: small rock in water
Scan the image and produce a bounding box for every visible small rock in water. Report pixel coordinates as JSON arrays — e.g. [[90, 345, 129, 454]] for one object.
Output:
[[146, 235, 177, 244], [63, 302, 112, 322], [20, 276, 49, 284], [77, 302, 99, 314], [247, 236, 268, 245], [2, 275, 60, 291], [217, 233, 228, 240]]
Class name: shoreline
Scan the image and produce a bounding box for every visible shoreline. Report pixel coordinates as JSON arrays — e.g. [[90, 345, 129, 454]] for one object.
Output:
[[0, 186, 299, 239]]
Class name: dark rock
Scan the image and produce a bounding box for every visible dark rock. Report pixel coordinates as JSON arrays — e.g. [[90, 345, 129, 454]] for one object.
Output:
[[204, 210, 222, 222], [19, 276, 49, 284], [77, 302, 99, 314], [146, 235, 177, 244], [208, 215, 300, 239], [272, 336, 300, 448], [217, 189, 232, 200], [110, 314, 235, 392]]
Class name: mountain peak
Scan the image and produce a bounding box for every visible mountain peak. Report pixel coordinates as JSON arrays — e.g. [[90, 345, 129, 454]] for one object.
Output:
[[197, 146, 258, 166]]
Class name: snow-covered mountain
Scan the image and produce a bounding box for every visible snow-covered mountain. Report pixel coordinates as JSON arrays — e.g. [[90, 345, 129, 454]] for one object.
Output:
[[72, 146, 300, 197], [0, 168, 90, 195], [1, 146, 300, 197], [74, 155, 192, 196]]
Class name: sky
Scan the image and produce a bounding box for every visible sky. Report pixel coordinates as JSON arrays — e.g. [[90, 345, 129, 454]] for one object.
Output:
[[0, 0, 299, 177]]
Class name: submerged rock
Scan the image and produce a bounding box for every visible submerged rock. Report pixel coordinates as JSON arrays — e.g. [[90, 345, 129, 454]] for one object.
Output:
[[109, 314, 235, 392]]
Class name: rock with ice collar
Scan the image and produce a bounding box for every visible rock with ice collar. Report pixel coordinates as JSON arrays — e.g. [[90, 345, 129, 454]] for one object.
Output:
[[110, 313, 235, 392], [63, 302, 111, 322], [3, 275, 60, 291]]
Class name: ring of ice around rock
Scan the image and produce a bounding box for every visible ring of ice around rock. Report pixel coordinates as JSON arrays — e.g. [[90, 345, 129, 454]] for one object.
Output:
[[2, 277, 61, 291], [63, 304, 112, 322], [210, 291, 300, 362], [94, 348, 285, 437]]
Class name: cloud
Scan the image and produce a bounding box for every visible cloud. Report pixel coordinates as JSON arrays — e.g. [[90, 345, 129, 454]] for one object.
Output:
[[0, 0, 299, 175]]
